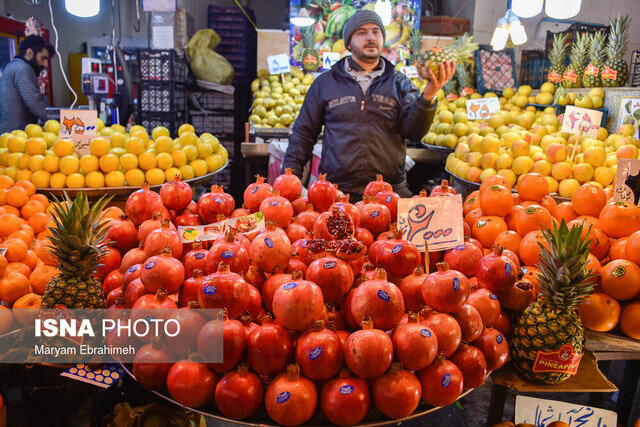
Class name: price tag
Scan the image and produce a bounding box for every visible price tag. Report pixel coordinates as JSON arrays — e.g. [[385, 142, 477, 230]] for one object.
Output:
[[466, 98, 500, 120], [59, 109, 98, 157], [515, 396, 617, 427], [224, 212, 265, 239], [400, 66, 419, 78], [614, 159, 640, 207], [322, 52, 340, 70], [561, 106, 603, 138], [397, 195, 464, 252], [267, 54, 291, 75], [177, 219, 226, 243]]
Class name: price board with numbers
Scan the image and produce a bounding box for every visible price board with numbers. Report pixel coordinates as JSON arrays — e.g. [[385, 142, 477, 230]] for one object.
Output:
[[561, 106, 602, 138]]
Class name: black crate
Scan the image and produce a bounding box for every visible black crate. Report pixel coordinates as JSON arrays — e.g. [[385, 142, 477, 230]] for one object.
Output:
[[190, 90, 235, 112], [139, 111, 186, 138], [139, 82, 187, 113], [138, 49, 188, 82], [520, 50, 547, 88], [190, 111, 235, 137], [545, 23, 608, 57], [631, 51, 640, 87]]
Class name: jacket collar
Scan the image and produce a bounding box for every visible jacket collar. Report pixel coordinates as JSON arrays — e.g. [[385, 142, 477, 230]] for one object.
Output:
[[333, 55, 395, 79]]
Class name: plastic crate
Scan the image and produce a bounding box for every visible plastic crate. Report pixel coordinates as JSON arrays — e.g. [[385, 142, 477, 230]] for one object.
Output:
[[520, 50, 547, 88], [190, 91, 235, 112], [474, 45, 518, 94], [208, 6, 257, 28], [139, 82, 187, 113], [545, 23, 608, 55], [138, 49, 188, 82], [631, 51, 640, 87], [190, 111, 235, 137], [139, 111, 186, 138]]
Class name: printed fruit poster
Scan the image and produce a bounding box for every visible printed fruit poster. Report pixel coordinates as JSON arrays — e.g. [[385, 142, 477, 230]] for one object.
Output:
[[289, 0, 422, 71], [616, 96, 640, 139]]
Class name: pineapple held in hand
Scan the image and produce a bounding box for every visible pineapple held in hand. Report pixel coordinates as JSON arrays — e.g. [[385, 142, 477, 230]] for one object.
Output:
[[41, 193, 113, 309], [510, 220, 596, 385], [602, 14, 631, 87], [419, 33, 478, 79], [583, 31, 606, 88], [562, 32, 588, 88]]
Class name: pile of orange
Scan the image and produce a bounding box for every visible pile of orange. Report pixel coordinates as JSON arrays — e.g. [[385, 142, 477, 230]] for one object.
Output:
[[462, 172, 640, 341]]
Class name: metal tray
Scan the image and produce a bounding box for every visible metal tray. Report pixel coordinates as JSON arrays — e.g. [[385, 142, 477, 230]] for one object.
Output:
[[422, 144, 455, 155]]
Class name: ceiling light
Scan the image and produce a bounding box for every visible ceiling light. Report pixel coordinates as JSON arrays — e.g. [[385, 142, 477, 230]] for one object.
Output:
[[491, 17, 509, 51], [545, 0, 582, 20], [375, 0, 393, 27], [64, 0, 99, 18], [291, 7, 315, 27], [512, 0, 543, 18], [507, 12, 528, 45]]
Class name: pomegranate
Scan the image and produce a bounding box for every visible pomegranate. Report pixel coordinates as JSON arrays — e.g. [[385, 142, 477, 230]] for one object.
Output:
[[94, 246, 121, 281], [399, 267, 427, 312], [418, 353, 464, 406], [375, 228, 421, 279], [291, 195, 310, 216], [294, 206, 320, 231], [364, 174, 392, 197], [413, 189, 428, 198], [375, 190, 400, 221], [244, 175, 273, 212], [493, 311, 512, 338], [260, 194, 294, 228], [314, 206, 355, 240], [354, 227, 374, 247], [166, 301, 207, 358], [345, 317, 393, 378], [174, 210, 202, 227], [391, 312, 438, 371], [261, 267, 293, 312], [166, 356, 217, 408], [247, 315, 294, 376], [240, 314, 259, 336], [286, 222, 307, 243], [230, 205, 251, 218], [132, 338, 173, 390], [430, 179, 457, 196], [422, 262, 470, 313], [132, 288, 178, 310], [502, 248, 520, 269], [295, 320, 343, 380], [358, 196, 392, 235], [325, 304, 348, 331], [308, 173, 337, 212], [249, 222, 292, 273], [245, 263, 266, 291], [473, 327, 509, 371], [331, 195, 361, 229], [182, 241, 208, 278], [371, 363, 422, 419], [214, 364, 265, 420], [179, 269, 204, 307], [199, 310, 246, 373], [140, 247, 185, 294], [144, 219, 182, 258], [443, 243, 483, 277], [286, 258, 307, 277], [107, 214, 138, 253], [497, 280, 536, 312], [121, 243, 147, 273], [466, 288, 501, 327], [273, 168, 303, 201], [476, 246, 517, 293], [450, 342, 488, 390], [206, 229, 250, 275], [453, 303, 484, 343], [106, 288, 123, 307], [215, 230, 251, 253], [160, 175, 193, 210], [198, 263, 249, 319], [429, 250, 444, 272], [421, 307, 462, 357], [320, 369, 370, 426], [272, 274, 324, 331], [306, 250, 354, 305], [138, 212, 174, 242], [186, 200, 198, 215], [245, 285, 262, 320], [103, 269, 123, 295], [291, 237, 312, 265], [265, 363, 317, 425], [124, 278, 149, 308], [354, 262, 377, 286], [125, 183, 164, 225], [350, 269, 404, 331]]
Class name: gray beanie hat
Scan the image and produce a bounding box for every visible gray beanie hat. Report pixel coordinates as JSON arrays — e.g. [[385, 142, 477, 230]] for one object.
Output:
[[342, 10, 386, 48]]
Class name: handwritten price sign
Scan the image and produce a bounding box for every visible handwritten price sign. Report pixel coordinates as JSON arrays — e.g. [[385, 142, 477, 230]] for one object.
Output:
[[561, 106, 602, 138], [515, 396, 616, 427], [613, 159, 640, 207], [59, 109, 98, 157], [267, 54, 291, 75], [397, 195, 464, 252], [466, 98, 500, 120]]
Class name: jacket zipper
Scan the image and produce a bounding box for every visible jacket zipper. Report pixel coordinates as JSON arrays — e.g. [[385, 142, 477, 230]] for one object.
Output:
[[360, 100, 365, 110]]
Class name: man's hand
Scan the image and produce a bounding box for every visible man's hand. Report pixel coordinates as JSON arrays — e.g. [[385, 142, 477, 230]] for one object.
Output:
[[418, 60, 456, 101]]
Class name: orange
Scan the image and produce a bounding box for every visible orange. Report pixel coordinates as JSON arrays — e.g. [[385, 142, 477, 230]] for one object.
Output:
[[103, 206, 124, 220], [0, 175, 14, 189], [505, 205, 524, 231], [520, 265, 542, 296], [28, 212, 49, 234], [29, 264, 59, 294], [599, 201, 640, 238], [519, 231, 549, 266], [0, 305, 14, 334], [517, 173, 548, 202], [471, 216, 508, 248], [515, 205, 552, 236], [585, 253, 601, 286], [5, 186, 28, 208], [604, 186, 614, 201], [464, 208, 484, 228], [0, 214, 20, 237], [0, 255, 7, 275], [571, 184, 607, 217], [578, 293, 620, 332], [0, 188, 6, 205], [512, 193, 523, 206], [601, 259, 640, 301], [0, 238, 27, 262], [29, 193, 49, 208], [20, 200, 45, 219], [5, 262, 31, 276], [553, 202, 577, 223], [539, 195, 557, 216], [0, 272, 29, 304], [463, 191, 480, 216], [12, 293, 41, 325], [619, 302, 640, 340], [2, 205, 19, 217], [480, 175, 512, 193], [479, 185, 513, 217], [22, 250, 37, 271], [625, 231, 640, 265], [7, 230, 33, 248], [34, 239, 56, 266], [609, 237, 629, 260], [493, 230, 522, 256], [14, 180, 35, 197]]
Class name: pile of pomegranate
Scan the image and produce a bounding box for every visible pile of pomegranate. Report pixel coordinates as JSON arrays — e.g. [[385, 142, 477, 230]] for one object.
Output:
[[104, 173, 513, 425]]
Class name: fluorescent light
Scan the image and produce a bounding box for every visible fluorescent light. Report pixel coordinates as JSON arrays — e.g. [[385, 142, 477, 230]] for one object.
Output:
[[291, 7, 315, 27], [509, 20, 528, 45], [491, 18, 509, 51], [512, 0, 543, 18], [375, 0, 393, 26], [64, 0, 99, 18], [545, 0, 582, 20]]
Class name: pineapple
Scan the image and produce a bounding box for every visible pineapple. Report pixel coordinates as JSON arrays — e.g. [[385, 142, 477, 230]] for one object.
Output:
[[602, 14, 631, 87], [548, 33, 568, 88], [302, 26, 320, 72], [456, 63, 475, 96], [409, 29, 422, 65], [420, 33, 478, 79], [583, 32, 606, 88], [41, 193, 113, 309], [510, 220, 596, 385], [562, 32, 588, 88]]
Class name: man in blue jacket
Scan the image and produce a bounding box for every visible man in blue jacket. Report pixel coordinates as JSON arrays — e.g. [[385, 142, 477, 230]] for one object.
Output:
[[0, 35, 54, 133], [283, 10, 455, 199]]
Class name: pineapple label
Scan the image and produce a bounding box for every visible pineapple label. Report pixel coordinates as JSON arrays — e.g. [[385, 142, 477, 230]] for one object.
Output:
[[547, 71, 562, 83], [601, 66, 618, 81], [584, 63, 599, 77], [562, 69, 578, 84], [532, 344, 582, 375]]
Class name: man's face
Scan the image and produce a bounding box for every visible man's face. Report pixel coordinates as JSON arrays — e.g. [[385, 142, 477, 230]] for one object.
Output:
[[24, 48, 49, 74], [348, 23, 384, 61], [36, 49, 50, 70]]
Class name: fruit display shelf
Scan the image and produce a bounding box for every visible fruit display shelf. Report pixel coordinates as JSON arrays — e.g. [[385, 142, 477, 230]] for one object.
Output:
[[34, 160, 228, 198], [118, 362, 473, 426]]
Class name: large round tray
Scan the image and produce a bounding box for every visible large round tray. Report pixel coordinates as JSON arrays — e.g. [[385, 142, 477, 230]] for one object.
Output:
[[422, 144, 455, 155], [35, 160, 228, 198], [119, 362, 474, 426]]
